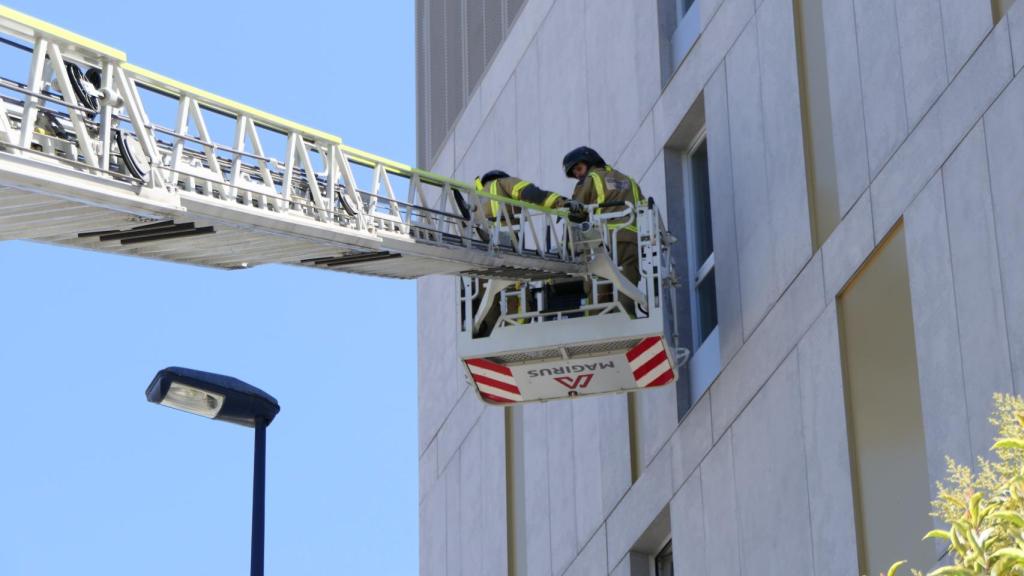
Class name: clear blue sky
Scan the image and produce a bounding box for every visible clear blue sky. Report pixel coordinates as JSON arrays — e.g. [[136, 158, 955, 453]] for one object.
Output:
[[0, 2, 418, 575]]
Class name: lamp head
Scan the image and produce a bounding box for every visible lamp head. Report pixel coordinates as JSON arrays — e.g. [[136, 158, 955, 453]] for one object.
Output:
[[146, 367, 280, 427]]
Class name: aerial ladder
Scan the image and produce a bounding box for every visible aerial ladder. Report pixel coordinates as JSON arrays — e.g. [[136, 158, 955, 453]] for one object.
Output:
[[0, 6, 689, 405]]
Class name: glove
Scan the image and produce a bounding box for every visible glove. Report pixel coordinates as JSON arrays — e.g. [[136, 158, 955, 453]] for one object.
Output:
[[565, 200, 588, 223]]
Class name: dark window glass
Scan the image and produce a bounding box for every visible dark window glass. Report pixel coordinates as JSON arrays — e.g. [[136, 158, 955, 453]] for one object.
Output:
[[691, 140, 713, 265], [697, 268, 718, 343]]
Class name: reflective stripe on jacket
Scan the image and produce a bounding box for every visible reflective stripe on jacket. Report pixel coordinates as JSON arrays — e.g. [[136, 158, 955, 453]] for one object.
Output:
[[571, 165, 643, 235], [483, 177, 563, 220]]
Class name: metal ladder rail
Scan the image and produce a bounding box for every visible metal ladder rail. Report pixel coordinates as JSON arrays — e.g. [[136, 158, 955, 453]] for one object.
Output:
[[0, 6, 580, 277], [0, 94, 470, 233]]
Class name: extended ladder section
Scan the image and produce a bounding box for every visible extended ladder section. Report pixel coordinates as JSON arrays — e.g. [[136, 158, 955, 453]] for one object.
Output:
[[0, 7, 581, 279], [0, 7, 689, 405]]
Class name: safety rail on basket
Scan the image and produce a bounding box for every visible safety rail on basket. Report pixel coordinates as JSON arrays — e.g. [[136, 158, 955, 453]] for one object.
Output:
[[459, 199, 683, 338], [455, 197, 691, 406]]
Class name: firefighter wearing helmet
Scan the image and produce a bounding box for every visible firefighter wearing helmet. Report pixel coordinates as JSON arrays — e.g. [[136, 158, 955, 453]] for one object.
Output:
[[562, 146, 645, 312]]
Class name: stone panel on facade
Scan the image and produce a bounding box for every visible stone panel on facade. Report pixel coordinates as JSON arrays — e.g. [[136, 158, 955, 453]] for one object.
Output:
[[444, 452, 461, 576], [479, 0, 556, 118], [637, 375, 679, 469], [732, 353, 815, 576], [671, 471, 707, 575], [822, 191, 874, 300], [421, 474, 446, 576], [487, 80, 521, 177], [871, 20, 1012, 242], [935, 22, 1012, 161], [894, 0, 948, 129], [726, 19, 778, 336], [605, 449, 672, 569], [609, 556, 629, 576], [670, 393, 712, 491], [978, 81, 1024, 393], [480, 409, 509, 575], [639, 150, 669, 209], [563, 526, 608, 576], [634, 0, 664, 117], [868, 102, 943, 242], [537, 0, 592, 190], [942, 122, 1014, 459], [418, 275, 463, 455], [585, 0, 642, 163], [981, 72, 1024, 396], [1010, 0, 1024, 73], [822, 0, 871, 215], [434, 136, 456, 179], [615, 114, 655, 182], [700, 431, 742, 576], [522, 404, 553, 576], [797, 305, 860, 576], [514, 40, 542, 180], [853, 0, 908, 177], [939, 0, 992, 78], [711, 253, 825, 440], [420, 438, 438, 503], [545, 400, 579, 575], [757, 0, 813, 292], [701, 0, 728, 30], [454, 91, 483, 170], [599, 395, 633, 520], [904, 173, 974, 494], [572, 396, 607, 550], [437, 385, 485, 471], [701, 64, 745, 365], [458, 422, 484, 575]]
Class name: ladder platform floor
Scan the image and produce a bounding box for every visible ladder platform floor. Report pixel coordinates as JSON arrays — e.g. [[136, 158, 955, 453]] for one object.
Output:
[[0, 151, 584, 280]]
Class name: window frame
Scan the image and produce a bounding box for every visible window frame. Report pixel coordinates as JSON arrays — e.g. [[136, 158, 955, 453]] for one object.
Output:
[[653, 536, 674, 576], [668, 0, 701, 71], [680, 129, 721, 403], [681, 130, 715, 344]]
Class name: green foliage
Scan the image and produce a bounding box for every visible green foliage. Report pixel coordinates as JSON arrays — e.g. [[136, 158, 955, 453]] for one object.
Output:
[[883, 393, 1024, 576]]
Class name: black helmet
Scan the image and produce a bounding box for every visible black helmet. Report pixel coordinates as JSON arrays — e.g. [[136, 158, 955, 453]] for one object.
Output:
[[562, 146, 605, 177], [480, 170, 510, 185]]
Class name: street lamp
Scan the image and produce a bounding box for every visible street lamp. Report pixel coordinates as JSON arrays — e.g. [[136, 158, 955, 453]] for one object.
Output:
[[146, 366, 280, 576]]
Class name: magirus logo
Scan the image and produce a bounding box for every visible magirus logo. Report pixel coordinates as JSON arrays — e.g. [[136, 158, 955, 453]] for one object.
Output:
[[526, 361, 615, 378]]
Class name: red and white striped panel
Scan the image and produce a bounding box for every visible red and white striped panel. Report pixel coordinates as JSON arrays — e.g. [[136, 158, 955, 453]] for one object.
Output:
[[465, 358, 524, 404], [626, 337, 675, 388]]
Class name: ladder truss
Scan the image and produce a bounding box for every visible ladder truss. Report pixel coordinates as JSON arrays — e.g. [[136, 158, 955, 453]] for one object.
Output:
[[0, 6, 583, 279]]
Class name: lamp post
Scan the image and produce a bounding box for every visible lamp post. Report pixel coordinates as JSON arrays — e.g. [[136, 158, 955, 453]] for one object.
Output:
[[145, 366, 280, 576]]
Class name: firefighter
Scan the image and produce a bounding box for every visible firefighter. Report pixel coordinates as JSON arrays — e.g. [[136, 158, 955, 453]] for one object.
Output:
[[472, 170, 563, 336], [474, 169, 565, 221], [562, 146, 645, 312]]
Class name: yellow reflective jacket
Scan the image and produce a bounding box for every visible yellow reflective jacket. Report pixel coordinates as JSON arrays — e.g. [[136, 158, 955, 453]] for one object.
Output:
[[571, 165, 644, 240], [480, 176, 564, 220]]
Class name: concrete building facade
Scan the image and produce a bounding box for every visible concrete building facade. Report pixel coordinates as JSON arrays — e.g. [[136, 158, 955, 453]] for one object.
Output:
[[416, 0, 1024, 574]]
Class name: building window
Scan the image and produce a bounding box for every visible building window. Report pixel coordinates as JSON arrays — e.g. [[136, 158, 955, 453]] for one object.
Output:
[[628, 508, 672, 576], [661, 0, 701, 81], [655, 540, 673, 576], [686, 138, 716, 344], [682, 134, 720, 404]]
